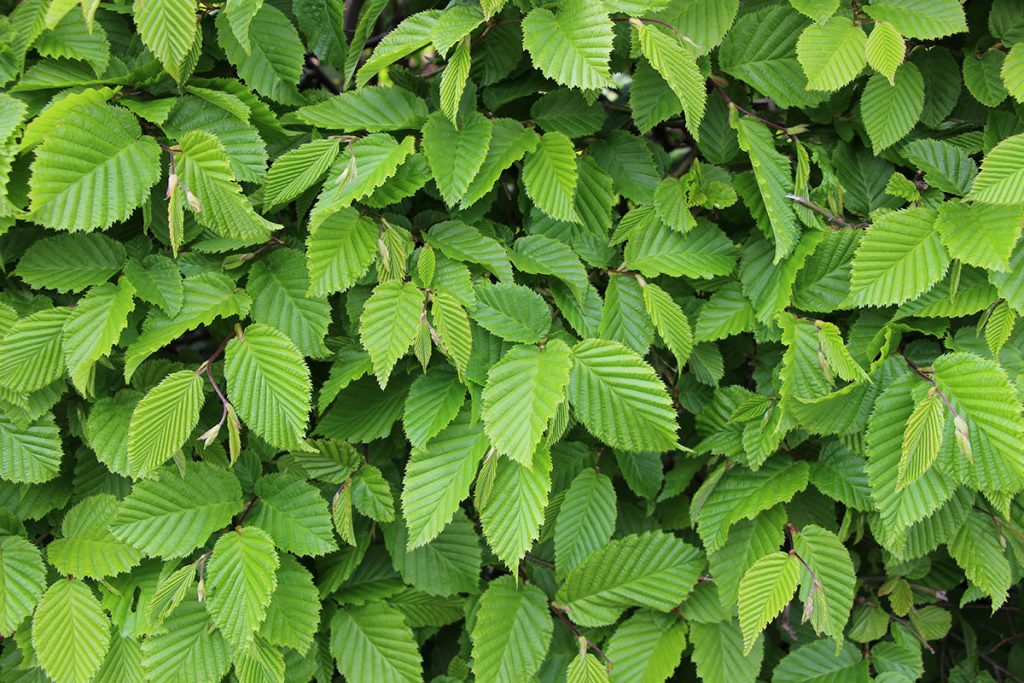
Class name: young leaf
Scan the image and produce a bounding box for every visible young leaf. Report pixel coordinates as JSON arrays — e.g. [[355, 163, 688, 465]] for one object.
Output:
[[359, 281, 424, 389], [471, 576, 553, 683], [737, 551, 799, 654], [206, 526, 280, 649], [126, 370, 206, 478], [482, 340, 572, 465], [32, 579, 111, 683], [225, 323, 312, 451], [897, 391, 946, 491]]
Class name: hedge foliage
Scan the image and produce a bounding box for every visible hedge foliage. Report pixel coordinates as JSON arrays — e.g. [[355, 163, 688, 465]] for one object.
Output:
[[1, 0, 1024, 681]]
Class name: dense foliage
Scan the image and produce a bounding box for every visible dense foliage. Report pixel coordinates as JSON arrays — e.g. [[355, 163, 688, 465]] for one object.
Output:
[[2, 0, 1024, 681]]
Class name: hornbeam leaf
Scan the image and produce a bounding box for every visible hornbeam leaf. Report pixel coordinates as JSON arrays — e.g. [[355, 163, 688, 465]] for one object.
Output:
[[360, 281, 424, 389], [482, 340, 572, 465], [111, 463, 243, 558], [797, 17, 867, 92], [522, 0, 613, 91], [133, 0, 197, 81], [848, 206, 949, 307], [126, 371, 206, 478], [402, 409, 488, 549], [225, 323, 312, 451], [330, 602, 423, 682], [636, 22, 706, 136], [47, 494, 142, 578], [967, 133, 1024, 204], [555, 531, 704, 627], [523, 132, 580, 223], [479, 447, 552, 570], [206, 526, 279, 649], [0, 536, 46, 635], [568, 339, 678, 453], [28, 102, 161, 231], [897, 391, 946, 491], [738, 551, 799, 654], [471, 576, 553, 683], [32, 579, 111, 683]]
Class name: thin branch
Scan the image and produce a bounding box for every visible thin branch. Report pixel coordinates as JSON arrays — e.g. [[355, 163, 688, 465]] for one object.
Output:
[[550, 605, 612, 668], [786, 194, 866, 229]]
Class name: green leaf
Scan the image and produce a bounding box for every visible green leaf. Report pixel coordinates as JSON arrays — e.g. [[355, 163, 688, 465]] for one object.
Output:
[[126, 370, 206, 478], [32, 579, 110, 683], [0, 536, 46, 635], [176, 129, 280, 243], [522, 0, 613, 90], [861, 63, 925, 152], [0, 307, 70, 394], [848, 206, 949, 307], [216, 5, 304, 105], [133, 0, 197, 81], [554, 468, 616, 581], [15, 233, 126, 293], [247, 249, 331, 358], [0, 411, 62, 484], [523, 132, 580, 223], [719, 6, 825, 108], [330, 602, 422, 683], [932, 352, 1024, 493], [604, 610, 687, 683], [427, 220, 514, 282], [431, 292, 472, 379], [143, 595, 231, 683], [690, 619, 763, 683], [568, 339, 678, 453], [556, 531, 704, 627], [306, 207, 378, 297], [964, 51, 1008, 107], [225, 323, 312, 451], [479, 447, 552, 570], [483, 341, 572, 465], [792, 525, 856, 644], [948, 511, 1012, 608], [797, 17, 867, 92], [351, 464, 396, 522], [966, 133, 1024, 204], [249, 473, 337, 556], [385, 509, 480, 596], [440, 40, 471, 123], [28, 102, 161, 231], [471, 576, 552, 683], [421, 111, 492, 207], [460, 119, 538, 209], [402, 409, 488, 549], [112, 462, 242, 558], [643, 282, 694, 368], [636, 22, 706, 136], [864, 0, 967, 40], [773, 641, 868, 683], [733, 116, 799, 262], [897, 391, 946, 491], [262, 138, 339, 209], [866, 21, 905, 83], [1002, 42, 1024, 102], [355, 10, 441, 87], [985, 299, 1017, 357], [402, 370, 465, 449], [471, 283, 551, 344], [790, 0, 838, 23], [124, 272, 249, 380], [310, 134, 416, 228], [289, 86, 428, 132], [260, 552, 320, 653], [359, 281, 423, 389], [223, 0, 263, 53], [566, 651, 609, 683], [47, 494, 142, 579], [737, 551, 798, 654], [124, 255, 184, 317], [62, 280, 135, 395], [206, 526, 279, 649], [901, 139, 978, 196]]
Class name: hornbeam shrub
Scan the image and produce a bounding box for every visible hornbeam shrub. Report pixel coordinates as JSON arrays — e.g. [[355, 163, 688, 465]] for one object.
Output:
[[1, 0, 1024, 681]]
